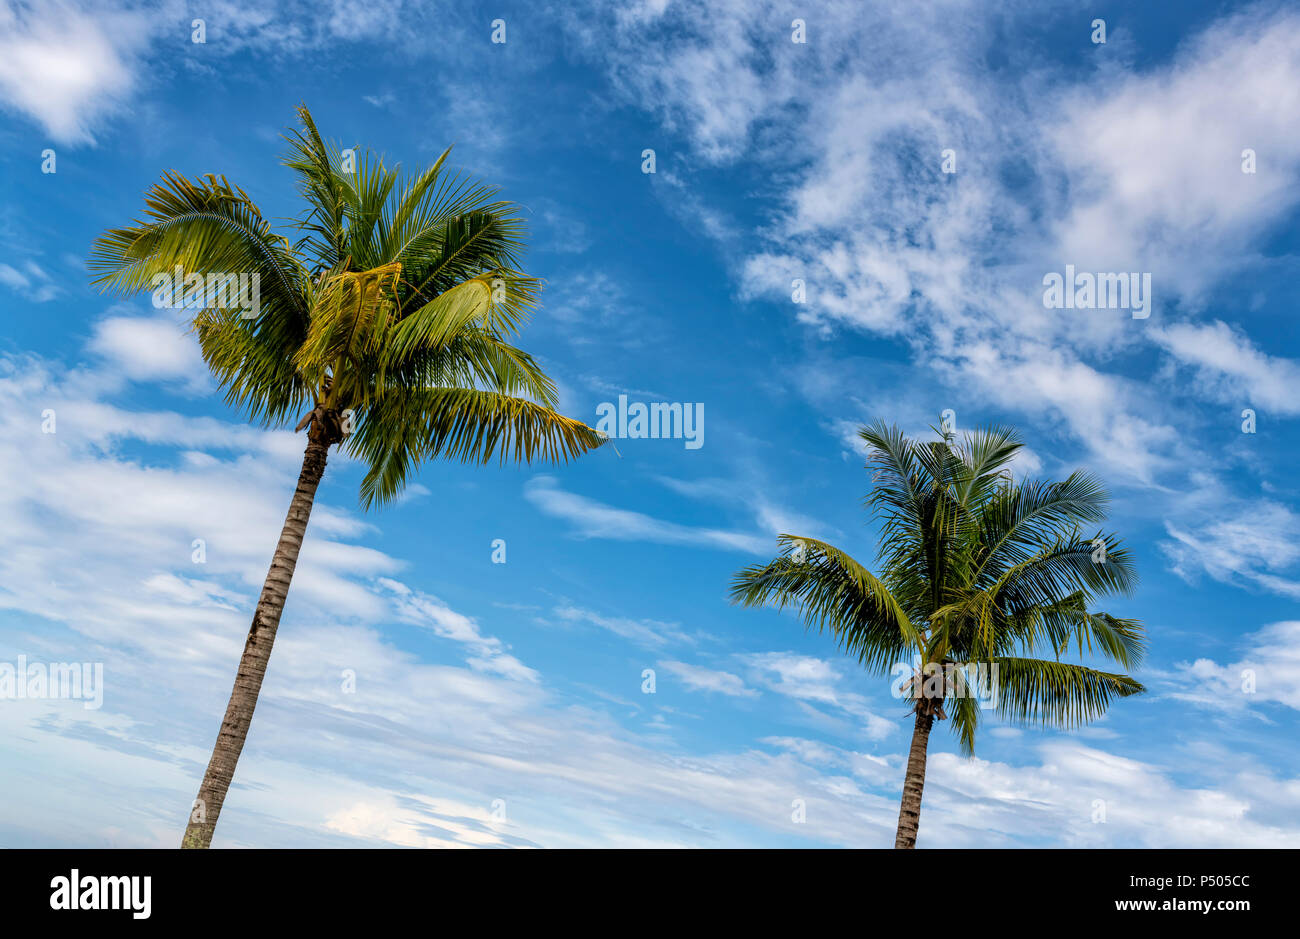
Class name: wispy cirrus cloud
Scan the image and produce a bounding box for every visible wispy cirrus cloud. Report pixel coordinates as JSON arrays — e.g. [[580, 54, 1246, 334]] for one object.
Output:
[[0, 260, 60, 302], [523, 475, 771, 554], [1161, 502, 1300, 599], [740, 652, 896, 741], [1154, 320, 1300, 415], [380, 578, 539, 682], [1164, 620, 1300, 713], [659, 659, 756, 697], [553, 604, 697, 649], [575, 0, 1300, 493]]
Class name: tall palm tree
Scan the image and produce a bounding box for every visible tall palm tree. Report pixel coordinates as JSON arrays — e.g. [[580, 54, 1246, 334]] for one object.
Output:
[[731, 422, 1145, 848], [89, 106, 605, 848]]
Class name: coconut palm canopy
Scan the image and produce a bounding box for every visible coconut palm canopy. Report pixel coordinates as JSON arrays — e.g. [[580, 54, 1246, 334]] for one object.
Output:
[[731, 422, 1146, 846], [90, 104, 604, 508]]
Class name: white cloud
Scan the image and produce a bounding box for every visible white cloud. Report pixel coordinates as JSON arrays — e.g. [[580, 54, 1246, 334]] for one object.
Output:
[[523, 475, 771, 553], [554, 605, 695, 649], [1155, 320, 1300, 415], [921, 740, 1300, 848], [1047, 9, 1300, 302], [379, 578, 539, 682], [659, 659, 756, 697], [0, 355, 398, 656], [1165, 620, 1300, 714], [88, 312, 209, 390], [0, 260, 60, 302], [740, 652, 895, 740], [0, 0, 148, 144], [741, 652, 842, 705], [654, 473, 837, 544], [760, 736, 846, 767], [580, 1, 1300, 493], [0, 1, 470, 146], [1161, 501, 1300, 598]]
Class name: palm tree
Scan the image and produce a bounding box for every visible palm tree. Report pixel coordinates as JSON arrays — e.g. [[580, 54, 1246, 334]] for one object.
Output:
[[89, 106, 605, 848], [730, 422, 1145, 848]]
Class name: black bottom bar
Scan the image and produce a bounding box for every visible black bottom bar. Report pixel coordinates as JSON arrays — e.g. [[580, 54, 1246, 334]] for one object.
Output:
[[2, 848, 1280, 925]]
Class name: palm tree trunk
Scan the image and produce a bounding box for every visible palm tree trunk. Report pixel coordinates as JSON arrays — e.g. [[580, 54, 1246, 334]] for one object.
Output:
[[181, 432, 331, 848], [894, 707, 935, 848]]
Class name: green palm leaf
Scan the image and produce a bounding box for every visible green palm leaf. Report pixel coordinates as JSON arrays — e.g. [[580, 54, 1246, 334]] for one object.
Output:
[[733, 421, 1146, 760], [990, 657, 1145, 729], [350, 388, 604, 508], [731, 534, 922, 673]]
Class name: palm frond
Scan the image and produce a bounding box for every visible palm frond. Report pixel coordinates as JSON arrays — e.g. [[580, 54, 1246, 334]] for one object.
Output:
[[1029, 593, 1146, 668], [990, 657, 1145, 729], [283, 103, 353, 271], [953, 424, 1022, 507], [383, 272, 536, 365], [350, 388, 605, 508], [294, 262, 403, 400], [730, 534, 921, 673], [193, 308, 311, 426], [976, 472, 1111, 580]]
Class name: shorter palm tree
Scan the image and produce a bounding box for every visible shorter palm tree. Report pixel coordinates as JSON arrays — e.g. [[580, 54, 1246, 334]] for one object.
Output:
[[731, 422, 1145, 848]]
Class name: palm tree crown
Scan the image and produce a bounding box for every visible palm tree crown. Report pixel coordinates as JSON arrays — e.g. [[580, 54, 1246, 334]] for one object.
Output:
[[731, 422, 1145, 846], [90, 104, 602, 505]]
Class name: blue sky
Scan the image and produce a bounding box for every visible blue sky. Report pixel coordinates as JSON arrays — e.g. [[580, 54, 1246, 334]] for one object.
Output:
[[0, 0, 1298, 848]]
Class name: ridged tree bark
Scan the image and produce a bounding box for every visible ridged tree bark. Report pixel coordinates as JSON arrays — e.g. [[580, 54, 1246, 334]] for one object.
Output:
[[894, 706, 935, 849], [182, 423, 334, 848]]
